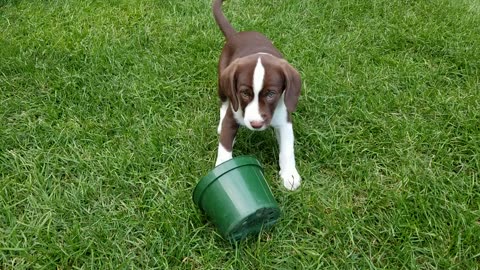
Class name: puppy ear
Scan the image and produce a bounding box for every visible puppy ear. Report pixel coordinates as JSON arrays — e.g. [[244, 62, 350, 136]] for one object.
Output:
[[282, 62, 301, 113], [219, 62, 239, 111]]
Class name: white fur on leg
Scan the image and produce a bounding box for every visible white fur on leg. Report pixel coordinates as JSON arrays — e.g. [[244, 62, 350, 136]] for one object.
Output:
[[275, 123, 301, 190], [217, 102, 228, 134], [215, 142, 232, 167]]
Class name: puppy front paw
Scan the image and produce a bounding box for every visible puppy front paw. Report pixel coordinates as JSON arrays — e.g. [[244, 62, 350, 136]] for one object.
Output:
[[280, 168, 301, 191]]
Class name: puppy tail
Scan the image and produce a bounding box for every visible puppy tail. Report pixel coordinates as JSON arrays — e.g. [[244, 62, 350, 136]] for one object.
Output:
[[212, 0, 236, 39]]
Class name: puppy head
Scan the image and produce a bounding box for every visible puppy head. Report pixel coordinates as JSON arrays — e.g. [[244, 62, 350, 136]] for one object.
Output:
[[219, 53, 301, 130]]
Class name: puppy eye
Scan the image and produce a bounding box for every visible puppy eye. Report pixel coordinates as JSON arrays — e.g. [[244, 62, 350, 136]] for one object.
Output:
[[240, 89, 252, 98], [266, 90, 276, 99]]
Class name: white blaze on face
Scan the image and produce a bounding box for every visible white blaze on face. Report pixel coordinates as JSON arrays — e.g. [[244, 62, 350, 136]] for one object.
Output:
[[244, 57, 265, 130]]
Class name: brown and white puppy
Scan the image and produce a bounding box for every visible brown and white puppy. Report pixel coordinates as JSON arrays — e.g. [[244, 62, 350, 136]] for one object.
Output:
[[213, 0, 301, 190]]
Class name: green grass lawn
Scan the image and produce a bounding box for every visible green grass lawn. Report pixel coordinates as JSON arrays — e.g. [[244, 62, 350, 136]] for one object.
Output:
[[1, 0, 479, 268]]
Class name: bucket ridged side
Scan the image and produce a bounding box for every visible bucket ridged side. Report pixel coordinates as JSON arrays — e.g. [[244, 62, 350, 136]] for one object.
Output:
[[227, 207, 281, 242]]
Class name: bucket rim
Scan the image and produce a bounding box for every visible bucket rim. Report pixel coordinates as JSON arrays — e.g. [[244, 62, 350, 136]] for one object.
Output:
[[192, 156, 263, 208]]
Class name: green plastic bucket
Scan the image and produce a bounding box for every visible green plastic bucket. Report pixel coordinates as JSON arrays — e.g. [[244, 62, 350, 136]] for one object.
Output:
[[193, 156, 281, 242]]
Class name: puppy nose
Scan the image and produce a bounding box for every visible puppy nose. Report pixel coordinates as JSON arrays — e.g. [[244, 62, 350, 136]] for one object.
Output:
[[250, 120, 264, 129]]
